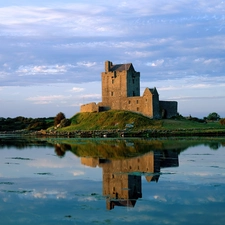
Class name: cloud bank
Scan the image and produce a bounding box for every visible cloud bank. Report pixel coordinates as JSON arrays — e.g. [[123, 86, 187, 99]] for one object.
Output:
[[0, 0, 225, 117]]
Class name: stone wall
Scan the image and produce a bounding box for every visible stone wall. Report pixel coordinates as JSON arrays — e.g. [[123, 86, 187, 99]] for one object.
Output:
[[159, 101, 178, 118], [80, 102, 99, 113]]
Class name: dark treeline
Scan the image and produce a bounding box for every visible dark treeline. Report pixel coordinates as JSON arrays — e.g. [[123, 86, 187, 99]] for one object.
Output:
[[0, 116, 54, 132]]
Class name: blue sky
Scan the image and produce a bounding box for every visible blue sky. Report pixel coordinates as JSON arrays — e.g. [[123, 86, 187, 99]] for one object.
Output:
[[0, 0, 225, 118]]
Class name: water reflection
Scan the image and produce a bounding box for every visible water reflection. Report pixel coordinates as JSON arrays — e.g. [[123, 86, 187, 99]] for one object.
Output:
[[52, 139, 181, 210], [81, 150, 179, 210], [51, 138, 225, 210], [1, 136, 225, 224]]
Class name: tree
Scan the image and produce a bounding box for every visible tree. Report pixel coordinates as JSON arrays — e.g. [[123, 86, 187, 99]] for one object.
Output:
[[205, 112, 220, 121], [54, 112, 66, 126]]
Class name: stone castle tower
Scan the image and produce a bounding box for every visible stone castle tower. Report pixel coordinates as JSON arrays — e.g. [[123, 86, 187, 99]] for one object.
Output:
[[102, 61, 140, 106], [80, 60, 178, 119]]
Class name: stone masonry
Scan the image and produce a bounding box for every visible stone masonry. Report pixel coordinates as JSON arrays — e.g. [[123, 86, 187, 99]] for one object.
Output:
[[80, 61, 178, 119]]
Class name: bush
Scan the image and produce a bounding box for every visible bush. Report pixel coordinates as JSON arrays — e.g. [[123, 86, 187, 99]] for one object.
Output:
[[54, 112, 66, 126], [187, 116, 206, 123], [205, 112, 220, 121], [59, 118, 71, 128], [220, 118, 225, 125]]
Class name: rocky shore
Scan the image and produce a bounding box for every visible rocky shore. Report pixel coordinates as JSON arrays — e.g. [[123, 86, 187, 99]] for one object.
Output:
[[25, 128, 225, 138]]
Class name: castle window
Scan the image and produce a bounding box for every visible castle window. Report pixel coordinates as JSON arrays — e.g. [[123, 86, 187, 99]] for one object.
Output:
[[132, 78, 135, 84], [136, 100, 139, 104], [111, 92, 114, 96], [128, 100, 131, 104], [137, 107, 139, 111], [133, 91, 135, 96], [112, 79, 114, 84]]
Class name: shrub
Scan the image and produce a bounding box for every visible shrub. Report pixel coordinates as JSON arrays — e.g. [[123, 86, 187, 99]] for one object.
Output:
[[205, 112, 220, 121], [187, 116, 206, 123], [219, 118, 225, 125], [54, 112, 66, 126], [59, 118, 71, 128]]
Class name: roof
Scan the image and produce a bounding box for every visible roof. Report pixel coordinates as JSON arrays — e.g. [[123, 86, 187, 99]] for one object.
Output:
[[110, 63, 133, 72], [149, 88, 156, 94], [145, 87, 158, 94]]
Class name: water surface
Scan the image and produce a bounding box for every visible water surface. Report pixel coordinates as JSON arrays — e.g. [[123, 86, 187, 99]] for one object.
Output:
[[0, 136, 225, 224]]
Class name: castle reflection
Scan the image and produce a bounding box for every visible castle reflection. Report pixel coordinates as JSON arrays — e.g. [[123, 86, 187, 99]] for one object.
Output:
[[81, 150, 179, 210]]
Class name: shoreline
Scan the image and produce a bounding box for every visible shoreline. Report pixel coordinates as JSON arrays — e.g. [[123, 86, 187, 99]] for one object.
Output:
[[1, 128, 225, 138]]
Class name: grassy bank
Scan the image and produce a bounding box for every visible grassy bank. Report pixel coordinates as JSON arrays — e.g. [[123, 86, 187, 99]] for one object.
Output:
[[1, 110, 224, 137], [46, 110, 225, 137]]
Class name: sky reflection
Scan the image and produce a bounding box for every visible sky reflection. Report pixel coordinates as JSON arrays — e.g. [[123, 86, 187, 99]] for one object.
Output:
[[0, 137, 225, 224]]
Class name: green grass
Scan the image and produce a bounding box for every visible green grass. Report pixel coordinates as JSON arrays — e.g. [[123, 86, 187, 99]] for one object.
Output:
[[57, 110, 162, 131], [162, 118, 223, 131], [51, 110, 224, 133]]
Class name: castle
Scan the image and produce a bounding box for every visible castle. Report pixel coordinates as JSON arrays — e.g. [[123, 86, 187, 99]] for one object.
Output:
[[80, 61, 178, 119]]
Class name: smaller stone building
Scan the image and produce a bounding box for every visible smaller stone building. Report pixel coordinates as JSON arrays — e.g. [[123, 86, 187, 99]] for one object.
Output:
[[80, 61, 178, 119]]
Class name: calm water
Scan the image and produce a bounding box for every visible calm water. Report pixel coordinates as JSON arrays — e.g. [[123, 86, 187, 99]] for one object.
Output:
[[0, 136, 225, 225]]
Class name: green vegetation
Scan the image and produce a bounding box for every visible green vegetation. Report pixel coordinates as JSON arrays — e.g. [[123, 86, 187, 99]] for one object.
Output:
[[53, 110, 224, 133], [1, 110, 224, 136], [204, 112, 221, 121], [65, 110, 162, 131], [49, 138, 183, 159], [0, 116, 54, 132], [48, 137, 225, 159]]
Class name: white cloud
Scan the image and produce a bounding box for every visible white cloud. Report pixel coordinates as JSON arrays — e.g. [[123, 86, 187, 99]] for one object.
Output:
[[125, 51, 153, 58], [77, 61, 96, 68], [81, 94, 101, 100], [153, 195, 167, 202], [33, 190, 67, 199], [26, 95, 71, 104], [17, 64, 68, 75], [28, 158, 73, 168], [72, 171, 85, 176], [78, 196, 97, 202], [146, 59, 164, 67], [0, 4, 119, 37], [172, 95, 225, 101], [158, 86, 179, 91], [158, 83, 211, 91], [71, 87, 84, 92]]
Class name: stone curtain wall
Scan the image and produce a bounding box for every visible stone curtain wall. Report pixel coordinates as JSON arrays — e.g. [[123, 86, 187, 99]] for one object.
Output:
[[80, 102, 99, 113]]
